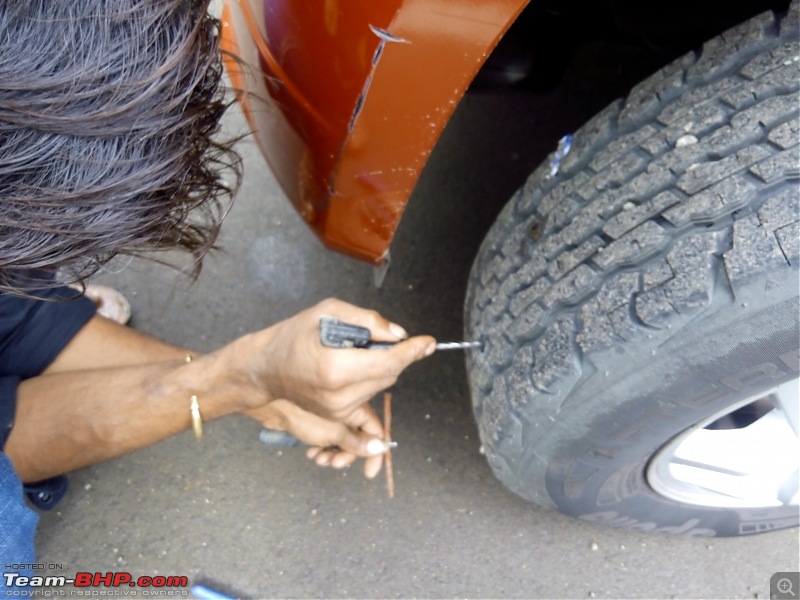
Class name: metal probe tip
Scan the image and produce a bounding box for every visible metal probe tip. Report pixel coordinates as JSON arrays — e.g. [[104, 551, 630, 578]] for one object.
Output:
[[435, 341, 483, 351]]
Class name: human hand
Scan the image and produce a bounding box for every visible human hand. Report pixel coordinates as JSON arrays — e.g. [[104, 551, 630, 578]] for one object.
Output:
[[225, 298, 435, 420], [244, 398, 389, 478]]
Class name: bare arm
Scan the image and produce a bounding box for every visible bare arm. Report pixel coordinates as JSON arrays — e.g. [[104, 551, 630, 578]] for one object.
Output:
[[8, 349, 251, 482], [6, 300, 436, 482], [43, 314, 191, 373]]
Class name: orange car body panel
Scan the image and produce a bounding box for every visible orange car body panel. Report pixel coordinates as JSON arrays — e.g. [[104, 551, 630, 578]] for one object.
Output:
[[221, 0, 529, 263]]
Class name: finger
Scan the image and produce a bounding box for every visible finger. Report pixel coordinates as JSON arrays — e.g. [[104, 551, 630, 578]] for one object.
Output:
[[267, 400, 350, 449], [330, 452, 357, 469], [305, 448, 358, 470], [308, 442, 382, 472], [344, 404, 383, 437], [314, 449, 335, 466], [311, 441, 383, 476], [306, 446, 354, 469], [306, 435, 381, 475], [342, 405, 385, 477], [349, 309, 408, 343], [323, 336, 437, 389], [364, 455, 384, 479], [313, 338, 434, 416], [384, 335, 437, 364], [272, 400, 391, 460]]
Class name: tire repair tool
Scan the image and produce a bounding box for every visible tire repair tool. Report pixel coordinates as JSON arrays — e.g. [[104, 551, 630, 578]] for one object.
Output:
[[318, 316, 483, 351], [259, 317, 483, 446]]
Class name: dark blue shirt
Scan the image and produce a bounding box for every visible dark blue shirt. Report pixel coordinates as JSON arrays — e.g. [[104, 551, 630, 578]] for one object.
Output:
[[0, 285, 96, 447]]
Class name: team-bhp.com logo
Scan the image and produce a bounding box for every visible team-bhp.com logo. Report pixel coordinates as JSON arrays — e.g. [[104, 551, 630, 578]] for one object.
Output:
[[3, 569, 189, 597]]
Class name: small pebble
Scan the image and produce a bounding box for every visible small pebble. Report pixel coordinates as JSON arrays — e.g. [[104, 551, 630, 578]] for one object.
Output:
[[590, 542, 599, 551], [84, 484, 92, 491]]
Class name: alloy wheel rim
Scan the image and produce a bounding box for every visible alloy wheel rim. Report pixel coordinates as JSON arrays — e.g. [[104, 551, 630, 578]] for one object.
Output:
[[647, 377, 800, 509]]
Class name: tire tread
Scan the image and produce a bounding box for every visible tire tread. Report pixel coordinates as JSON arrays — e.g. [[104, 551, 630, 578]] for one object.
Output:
[[466, 1, 800, 487]]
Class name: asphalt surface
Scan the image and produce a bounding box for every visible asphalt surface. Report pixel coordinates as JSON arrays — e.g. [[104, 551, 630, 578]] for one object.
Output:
[[36, 37, 798, 600]]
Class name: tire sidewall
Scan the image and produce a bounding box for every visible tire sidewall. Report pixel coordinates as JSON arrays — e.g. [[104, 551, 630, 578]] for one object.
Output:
[[531, 275, 800, 536]]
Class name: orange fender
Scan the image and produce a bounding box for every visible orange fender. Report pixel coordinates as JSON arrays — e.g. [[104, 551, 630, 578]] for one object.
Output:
[[221, 0, 529, 263]]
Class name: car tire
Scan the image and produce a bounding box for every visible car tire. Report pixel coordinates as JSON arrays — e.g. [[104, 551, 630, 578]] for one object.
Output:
[[465, 2, 800, 536]]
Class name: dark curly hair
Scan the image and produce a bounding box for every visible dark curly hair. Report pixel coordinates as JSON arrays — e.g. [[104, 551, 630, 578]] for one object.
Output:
[[0, 0, 242, 294]]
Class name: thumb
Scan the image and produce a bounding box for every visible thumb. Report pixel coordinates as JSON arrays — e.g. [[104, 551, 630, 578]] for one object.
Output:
[[266, 400, 392, 457], [385, 335, 437, 370]]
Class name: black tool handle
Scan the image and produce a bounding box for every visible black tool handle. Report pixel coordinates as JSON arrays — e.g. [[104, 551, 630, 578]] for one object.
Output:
[[319, 316, 372, 348], [319, 316, 396, 349]]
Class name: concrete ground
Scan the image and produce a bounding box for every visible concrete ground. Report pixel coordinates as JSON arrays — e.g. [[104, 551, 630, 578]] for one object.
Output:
[[36, 36, 798, 600]]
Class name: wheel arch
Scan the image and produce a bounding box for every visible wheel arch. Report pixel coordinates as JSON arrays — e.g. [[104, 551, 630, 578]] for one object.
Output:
[[221, 0, 530, 264]]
